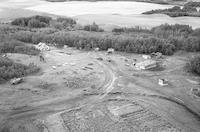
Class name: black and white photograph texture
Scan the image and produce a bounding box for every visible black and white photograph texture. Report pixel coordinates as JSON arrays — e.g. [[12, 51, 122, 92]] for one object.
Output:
[[0, 0, 200, 131]]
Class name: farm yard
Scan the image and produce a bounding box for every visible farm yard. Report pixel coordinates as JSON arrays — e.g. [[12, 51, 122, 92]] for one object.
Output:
[[0, 45, 200, 132]]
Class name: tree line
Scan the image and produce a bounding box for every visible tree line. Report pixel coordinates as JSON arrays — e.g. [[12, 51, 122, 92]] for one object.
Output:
[[142, 5, 200, 17], [1, 16, 200, 76]]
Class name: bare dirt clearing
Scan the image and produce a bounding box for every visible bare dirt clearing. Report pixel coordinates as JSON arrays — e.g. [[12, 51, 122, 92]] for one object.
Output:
[[0, 47, 200, 132]]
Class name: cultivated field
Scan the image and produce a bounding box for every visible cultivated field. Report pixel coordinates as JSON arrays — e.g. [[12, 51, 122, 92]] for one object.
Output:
[[1, 0, 200, 29]]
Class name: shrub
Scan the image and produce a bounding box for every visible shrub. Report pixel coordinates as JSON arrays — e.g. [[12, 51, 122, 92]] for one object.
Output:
[[186, 56, 200, 75], [112, 26, 151, 33], [51, 17, 77, 30], [0, 57, 40, 83], [182, 37, 200, 52], [83, 22, 104, 32], [28, 19, 47, 28], [0, 41, 40, 55]]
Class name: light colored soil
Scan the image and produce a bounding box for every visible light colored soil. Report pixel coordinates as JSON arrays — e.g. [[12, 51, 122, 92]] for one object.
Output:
[[0, 48, 200, 132]]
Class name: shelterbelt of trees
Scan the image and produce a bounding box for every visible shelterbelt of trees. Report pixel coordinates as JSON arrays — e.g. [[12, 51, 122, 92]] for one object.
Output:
[[7, 16, 200, 56], [143, 2, 200, 17], [0, 15, 200, 78]]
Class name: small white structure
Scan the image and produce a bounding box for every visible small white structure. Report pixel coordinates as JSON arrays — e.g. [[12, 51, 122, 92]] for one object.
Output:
[[52, 66, 57, 69], [63, 45, 68, 48], [35, 42, 50, 51], [107, 48, 114, 54], [94, 47, 100, 51], [135, 60, 157, 70], [10, 78, 23, 85], [158, 79, 168, 86], [142, 55, 151, 59]]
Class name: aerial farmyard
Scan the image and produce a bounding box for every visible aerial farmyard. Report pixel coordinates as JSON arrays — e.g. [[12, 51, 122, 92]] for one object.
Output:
[[0, 0, 200, 132]]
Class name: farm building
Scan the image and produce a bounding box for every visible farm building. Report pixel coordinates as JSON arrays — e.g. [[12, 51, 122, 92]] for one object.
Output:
[[135, 60, 157, 70]]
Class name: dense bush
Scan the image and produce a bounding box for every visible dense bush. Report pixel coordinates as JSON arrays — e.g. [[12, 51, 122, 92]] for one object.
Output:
[[11, 15, 52, 28], [184, 2, 200, 7], [151, 24, 193, 38], [83, 22, 104, 32], [0, 41, 40, 55], [186, 56, 200, 76], [51, 17, 77, 30], [6, 20, 200, 56], [13, 31, 177, 55], [112, 26, 151, 33], [0, 57, 40, 83], [192, 28, 200, 37], [182, 6, 197, 12], [182, 37, 200, 52]]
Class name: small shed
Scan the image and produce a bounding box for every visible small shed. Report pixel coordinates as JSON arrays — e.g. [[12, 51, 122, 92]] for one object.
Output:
[[107, 48, 114, 54], [158, 79, 168, 86]]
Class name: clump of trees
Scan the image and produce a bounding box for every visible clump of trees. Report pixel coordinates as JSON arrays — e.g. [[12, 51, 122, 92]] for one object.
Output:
[[186, 56, 200, 76], [51, 17, 77, 30], [11, 16, 78, 30], [83, 22, 104, 32], [11, 23, 200, 55], [151, 24, 193, 38], [0, 57, 40, 83], [11, 15, 52, 28], [143, 5, 200, 17], [12, 31, 176, 55], [3, 16, 200, 56]]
